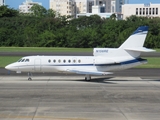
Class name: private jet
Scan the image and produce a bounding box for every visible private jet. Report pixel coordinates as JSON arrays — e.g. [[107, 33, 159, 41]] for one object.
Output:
[[5, 26, 155, 81]]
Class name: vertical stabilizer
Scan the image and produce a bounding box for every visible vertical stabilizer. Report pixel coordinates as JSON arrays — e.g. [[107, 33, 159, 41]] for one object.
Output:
[[93, 26, 155, 58], [119, 26, 148, 49]]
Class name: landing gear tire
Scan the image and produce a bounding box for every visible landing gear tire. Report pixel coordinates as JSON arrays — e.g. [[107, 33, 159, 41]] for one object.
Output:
[[85, 75, 91, 81], [28, 77, 32, 81]]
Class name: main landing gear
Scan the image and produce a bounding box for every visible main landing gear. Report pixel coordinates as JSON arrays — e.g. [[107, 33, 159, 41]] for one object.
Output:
[[28, 72, 32, 81], [85, 75, 91, 81]]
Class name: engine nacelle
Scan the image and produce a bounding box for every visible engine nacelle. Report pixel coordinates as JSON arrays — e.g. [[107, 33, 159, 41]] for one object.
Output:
[[95, 57, 115, 64]]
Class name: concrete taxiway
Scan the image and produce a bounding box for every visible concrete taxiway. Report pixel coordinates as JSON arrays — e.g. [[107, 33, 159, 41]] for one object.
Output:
[[0, 74, 160, 120]]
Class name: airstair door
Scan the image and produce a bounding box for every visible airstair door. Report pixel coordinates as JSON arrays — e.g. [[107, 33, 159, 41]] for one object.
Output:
[[34, 59, 41, 72]]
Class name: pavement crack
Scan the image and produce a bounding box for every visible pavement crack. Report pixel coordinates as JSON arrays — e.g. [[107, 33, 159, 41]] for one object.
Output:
[[32, 78, 49, 120]]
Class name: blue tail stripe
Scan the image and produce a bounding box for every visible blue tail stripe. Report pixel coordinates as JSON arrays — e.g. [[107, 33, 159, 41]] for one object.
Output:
[[132, 26, 148, 35]]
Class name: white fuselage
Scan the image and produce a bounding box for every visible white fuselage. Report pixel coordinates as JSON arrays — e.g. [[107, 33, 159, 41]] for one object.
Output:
[[5, 55, 147, 74]]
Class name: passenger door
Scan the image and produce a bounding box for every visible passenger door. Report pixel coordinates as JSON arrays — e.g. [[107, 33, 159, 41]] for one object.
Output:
[[34, 59, 41, 72]]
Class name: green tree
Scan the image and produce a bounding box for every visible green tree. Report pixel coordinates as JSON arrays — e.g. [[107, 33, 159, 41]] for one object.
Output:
[[29, 4, 47, 17], [37, 31, 56, 47], [110, 13, 116, 20], [0, 5, 18, 17], [46, 9, 56, 17]]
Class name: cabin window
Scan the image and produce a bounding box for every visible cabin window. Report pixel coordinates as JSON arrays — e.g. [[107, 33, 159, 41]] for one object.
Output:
[[58, 59, 61, 63], [63, 60, 66, 63], [73, 60, 76, 63], [25, 59, 29, 62], [48, 59, 51, 63], [68, 60, 71, 63], [78, 60, 81, 63], [153, 8, 155, 15], [53, 60, 56, 63]]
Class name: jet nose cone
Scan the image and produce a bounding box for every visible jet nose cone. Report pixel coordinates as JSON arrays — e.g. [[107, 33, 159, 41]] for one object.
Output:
[[5, 64, 14, 71], [5, 65, 11, 70]]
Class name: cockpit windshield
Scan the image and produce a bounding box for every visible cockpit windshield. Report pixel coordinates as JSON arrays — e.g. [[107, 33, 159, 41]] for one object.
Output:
[[17, 58, 30, 62], [18, 59, 22, 62], [21, 59, 25, 62], [25, 59, 29, 62]]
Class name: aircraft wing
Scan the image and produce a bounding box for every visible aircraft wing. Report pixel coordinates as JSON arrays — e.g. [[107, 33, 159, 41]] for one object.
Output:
[[124, 47, 155, 52], [67, 69, 113, 75]]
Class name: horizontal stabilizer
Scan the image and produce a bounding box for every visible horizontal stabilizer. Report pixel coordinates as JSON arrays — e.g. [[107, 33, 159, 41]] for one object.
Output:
[[67, 69, 113, 75], [124, 47, 156, 52]]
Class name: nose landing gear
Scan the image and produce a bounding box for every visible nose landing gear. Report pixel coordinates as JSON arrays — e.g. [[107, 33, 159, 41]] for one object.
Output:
[[28, 72, 32, 81]]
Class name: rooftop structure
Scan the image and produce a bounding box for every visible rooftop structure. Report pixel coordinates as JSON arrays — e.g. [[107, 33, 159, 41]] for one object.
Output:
[[122, 3, 160, 19], [50, 0, 126, 19], [19, 0, 42, 13], [0, 0, 5, 6], [50, 0, 76, 17]]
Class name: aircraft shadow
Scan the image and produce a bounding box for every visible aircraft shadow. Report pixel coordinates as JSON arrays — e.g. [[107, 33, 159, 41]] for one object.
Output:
[[26, 76, 117, 84]]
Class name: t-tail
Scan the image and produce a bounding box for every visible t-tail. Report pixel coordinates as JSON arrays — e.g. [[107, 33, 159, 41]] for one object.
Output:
[[118, 26, 155, 58], [94, 26, 155, 59]]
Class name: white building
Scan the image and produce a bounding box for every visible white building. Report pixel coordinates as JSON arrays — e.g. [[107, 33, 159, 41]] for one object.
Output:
[[75, 0, 87, 14], [49, 0, 126, 19], [50, 0, 76, 17], [122, 3, 160, 19], [111, 0, 116, 13], [19, 0, 42, 13], [111, 0, 128, 13], [87, 0, 111, 13], [50, 0, 113, 18], [0, 0, 5, 6], [76, 0, 112, 19]]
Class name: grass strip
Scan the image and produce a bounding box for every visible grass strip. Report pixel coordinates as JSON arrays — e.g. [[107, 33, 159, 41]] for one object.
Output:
[[137, 57, 160, 68], [0, 47, 92, 52], [0, 56, 22, 68]]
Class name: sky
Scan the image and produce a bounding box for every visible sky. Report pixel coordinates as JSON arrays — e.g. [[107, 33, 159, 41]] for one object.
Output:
[[5, 0, 160, 9]]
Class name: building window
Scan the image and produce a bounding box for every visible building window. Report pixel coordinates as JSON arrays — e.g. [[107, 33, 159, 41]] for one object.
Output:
[[136, 8, 138, 15], [146, 8, 148, 15], [143, 8, 145, 15], [100, 7, 105, 13], [156, 8, 158, 15], [139, 8, 142, 15], [112, 6, 115, 13], [149, 8, 151, 15], [89, 2, 92, 13], [153, 8, 155, 15]]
